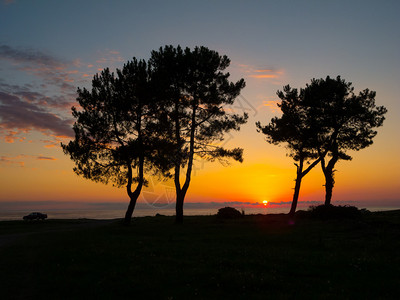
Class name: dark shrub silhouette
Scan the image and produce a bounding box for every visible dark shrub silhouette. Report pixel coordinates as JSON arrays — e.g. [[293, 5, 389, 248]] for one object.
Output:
[[217, 207, 243, 219], [307, 204, 365, 219]]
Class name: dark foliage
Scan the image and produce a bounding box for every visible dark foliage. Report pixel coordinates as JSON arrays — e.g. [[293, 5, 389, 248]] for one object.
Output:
[[61, 59, 168, 224], [303, 76, 387, 205], [217, 207, 243, 219], [150, 45, 248, 223], [256, 84, 323, 216], [257, 76, 387, 215], [306, 204, 366, 219]]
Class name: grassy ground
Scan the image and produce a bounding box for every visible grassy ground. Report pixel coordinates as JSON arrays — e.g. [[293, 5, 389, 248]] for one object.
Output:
[[0, 211, 399, 299]]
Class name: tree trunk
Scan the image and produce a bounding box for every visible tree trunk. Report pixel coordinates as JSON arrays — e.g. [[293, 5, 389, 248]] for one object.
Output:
[[174, 154, 192, 224], [123, 156, 144, 225], [173, 104, 196, 224], [124, 184, 143, 225], [123, 107, 145, 225], [124, 193, 139, 225], [289, 174, 303, 217], [323, 168, 334, 206], [288, 155, 321, 217], [175, 190, 185, 224], [321, 148, 338, 206]]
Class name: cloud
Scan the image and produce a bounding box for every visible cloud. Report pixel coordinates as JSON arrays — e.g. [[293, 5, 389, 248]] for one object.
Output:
[[4, 130, 26, 143], [37, 156, 57, 161], [0, 45, 127, 148], [41, 139, 60, 148], [262, 100, 281, 113], [95, 49, 124, 65], [0, 155, 26, 167], [248, 69, 283, 80], [237, 63, 284, 84], [0, 80, 75, 111], [0, 45, 66, 68], [0, 44, 80, 92], [0, 47, 126, 93], [0, 154, 57, 168], [250, 74, 280, 79], [0, 91, 73, 141]]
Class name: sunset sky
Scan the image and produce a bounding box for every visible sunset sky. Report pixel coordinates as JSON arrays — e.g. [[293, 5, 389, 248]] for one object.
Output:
[[1, 0, 399, 210]]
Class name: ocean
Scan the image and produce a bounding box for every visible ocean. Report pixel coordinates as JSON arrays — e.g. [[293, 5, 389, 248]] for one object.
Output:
[[0, 206, 288, 221], [0, 201, 398, 221]]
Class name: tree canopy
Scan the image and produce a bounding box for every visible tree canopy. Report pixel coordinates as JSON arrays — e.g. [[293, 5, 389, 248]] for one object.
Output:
[[256, 84, 323, 216], [62, 59, 162, 224], [302, 76, 387, 204], [257, 76, 386, 215], [150, 45, 248, 223], [63, 46, 248, 224]]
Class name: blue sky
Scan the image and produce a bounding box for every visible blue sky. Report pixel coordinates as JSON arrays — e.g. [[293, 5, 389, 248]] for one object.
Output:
[[1, 0, 399, 207]]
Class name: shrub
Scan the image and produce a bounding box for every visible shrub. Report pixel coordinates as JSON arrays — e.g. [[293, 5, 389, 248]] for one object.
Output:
[[308, 204, 365, 219], [217, 207, 243, 219]]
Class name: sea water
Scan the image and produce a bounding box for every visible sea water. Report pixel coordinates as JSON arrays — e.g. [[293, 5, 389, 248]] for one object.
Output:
[[0, 202, 397, 221]]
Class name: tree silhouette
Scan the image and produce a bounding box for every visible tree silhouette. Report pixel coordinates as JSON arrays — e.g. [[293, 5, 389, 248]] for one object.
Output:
[[257, 76, 387, 215], [256, 85, 325, 216], [62, 59, 163, 224], [302, 76, 387, 205], [150, 45, 248, 223]]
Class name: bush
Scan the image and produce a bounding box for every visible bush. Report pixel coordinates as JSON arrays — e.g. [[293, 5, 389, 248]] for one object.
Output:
[[217, 207, 243, 219], [307, 204, 365, 219]]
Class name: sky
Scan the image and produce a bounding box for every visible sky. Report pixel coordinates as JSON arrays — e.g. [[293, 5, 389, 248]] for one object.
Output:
[[1, 0, 399, 210]]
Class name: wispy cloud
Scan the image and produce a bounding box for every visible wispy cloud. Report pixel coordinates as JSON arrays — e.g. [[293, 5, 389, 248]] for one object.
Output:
[[37, 156, 57, 161], [0, 91, 73, 142], [0, 45, 66, 68], [237, 63, 284, 84], [0, 154, 57, 168], [262, 100, 281, 113], [0, 45, 127, 149], [41, 139, 60, 148], [0, 44, 80, 92], [96, 50, 124, 65], [0, 155, 26, 167], [0, 45, 79, 145], [0, 81, 76, 111]]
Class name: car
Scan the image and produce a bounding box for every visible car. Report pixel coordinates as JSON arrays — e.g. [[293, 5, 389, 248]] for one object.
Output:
[[23, 212, 48, 221]]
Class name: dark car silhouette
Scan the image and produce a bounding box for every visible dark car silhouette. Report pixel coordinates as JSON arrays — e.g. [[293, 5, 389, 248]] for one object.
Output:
[[23, 212, 47, 220]]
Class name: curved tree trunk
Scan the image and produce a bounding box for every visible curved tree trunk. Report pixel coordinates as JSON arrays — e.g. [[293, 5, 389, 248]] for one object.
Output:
[[289, 155, 322, 217], [174, 105, 196, 224], [124, 192, 140, 225], [124, 156, 144, 225], [289, 174, 303, 217], [321, 149, 338, 206]]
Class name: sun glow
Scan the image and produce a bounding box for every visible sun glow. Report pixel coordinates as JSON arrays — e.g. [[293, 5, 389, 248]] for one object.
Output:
[[263, 200, 268, 206]]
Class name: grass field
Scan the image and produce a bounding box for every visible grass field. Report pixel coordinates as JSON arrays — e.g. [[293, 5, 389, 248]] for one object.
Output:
[[1, 210, 399, 299]]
